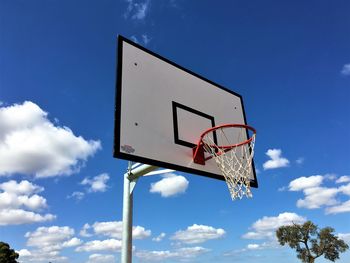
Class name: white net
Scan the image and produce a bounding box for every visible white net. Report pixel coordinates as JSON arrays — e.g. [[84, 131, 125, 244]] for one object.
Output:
[[201, 126, 256, 200]]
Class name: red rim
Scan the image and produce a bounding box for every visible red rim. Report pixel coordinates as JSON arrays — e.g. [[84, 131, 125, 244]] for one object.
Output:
[[193, 124, 256, 164], [199, 124, 256, 149]]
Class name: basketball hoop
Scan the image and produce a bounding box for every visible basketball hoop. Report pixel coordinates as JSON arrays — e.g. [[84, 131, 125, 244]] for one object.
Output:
[[193, 124, 256, 200]]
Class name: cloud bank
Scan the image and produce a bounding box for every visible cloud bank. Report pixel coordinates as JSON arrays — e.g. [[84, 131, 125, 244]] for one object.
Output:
[[242, 212, 306, 240], [0, 180, 55, 225], [171, 224, 225, 244], [287, 174, 350, 214], [0, 101, 101, 178]]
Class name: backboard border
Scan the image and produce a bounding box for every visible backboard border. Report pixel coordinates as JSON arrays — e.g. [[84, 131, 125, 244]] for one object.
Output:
[[114, 35, 258, 188]]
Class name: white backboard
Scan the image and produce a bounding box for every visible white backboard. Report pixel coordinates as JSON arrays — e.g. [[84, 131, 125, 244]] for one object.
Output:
[[114, 36, 257, 187]]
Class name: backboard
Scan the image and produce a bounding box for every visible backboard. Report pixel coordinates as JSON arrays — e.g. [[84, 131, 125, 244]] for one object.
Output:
[[114, 36, 258, 187]]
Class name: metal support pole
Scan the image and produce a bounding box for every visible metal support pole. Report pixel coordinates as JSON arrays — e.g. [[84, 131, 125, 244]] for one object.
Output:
[[121, 162, 133, 263], [121, 163, 158, 263]]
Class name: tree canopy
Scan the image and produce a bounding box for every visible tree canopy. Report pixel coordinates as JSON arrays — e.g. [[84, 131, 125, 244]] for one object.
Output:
[[0, 241, 19, 263], [276, 221, 349, 263]]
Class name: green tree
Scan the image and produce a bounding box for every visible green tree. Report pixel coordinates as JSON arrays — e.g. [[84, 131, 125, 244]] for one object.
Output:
[[0, 242, 19, 263], [276, 221, 349, 263]]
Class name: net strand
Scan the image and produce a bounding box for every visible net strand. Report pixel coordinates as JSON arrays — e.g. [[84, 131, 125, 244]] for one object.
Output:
[[201, 127, 256, 200]]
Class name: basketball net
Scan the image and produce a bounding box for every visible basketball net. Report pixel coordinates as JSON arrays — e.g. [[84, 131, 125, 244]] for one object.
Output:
[[201, 126, 256, 200]]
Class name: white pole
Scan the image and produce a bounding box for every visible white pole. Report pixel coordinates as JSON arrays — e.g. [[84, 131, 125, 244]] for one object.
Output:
[[121, 163, 158, 263], [121, 162, 133, 263]]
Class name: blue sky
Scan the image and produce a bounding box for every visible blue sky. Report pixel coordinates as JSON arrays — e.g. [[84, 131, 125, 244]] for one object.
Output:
[[1, 0, 350, 262]]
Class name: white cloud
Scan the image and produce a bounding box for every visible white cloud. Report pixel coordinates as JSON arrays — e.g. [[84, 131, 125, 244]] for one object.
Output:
[[21, 226, 79, 262], [296, 157, 305, 165], [92, 221, 151, 239], [87, 254, 116, 263], [171, 224, 225, 244], [278, 186, 287, 192], [263, 149, 289, 170], [152, 232, 166, 242], [0, 193, 47, 211], [80, 223, 93, 237], [341, 64, 350, 76], [26, 226, 75, 248], [252, 212, 305, 232], [132, 2, 148, 20], [136, 250, 173, 261], [135, 246, 210, 261], [67, 191, 85, 201], [62, 237, 82, 247], [247, 243, 262, 250], [133, 225, 152, 239], [18, 251, 68, 262], [0, 180, 55, 225], [288, 175, 324, 191], [76, 239, 122, 252], [176, 247, 211, 258], [17, 249, 32, 257], [150, 173, 189, 197], [288, 175, 350, 214], [324, 173, 337, 181], [338, 233, 350, 243], [0, 101, 101, 178], [224, 242, 278, 256], [339, 183, 350, 195], [296, 187, 339, 209], [227, 213, 310, 256], [288, 175, 346, 209], [130, 34, 152, 46], [0, 209, 55, 225], [142, 34, 151, 45], [91, 221, 124, 238], [130, 35, 139, 43], [0, 180, 47, 210], [70, 173, 111, 200], [326, 200, 350, 214], [242, 231, 272, 240], [336, 176, 350, 184], [81, 173, 110, 193], [0, 180, 43, 194], [242, 212, 306, 240], [124, 0, 149, 20]]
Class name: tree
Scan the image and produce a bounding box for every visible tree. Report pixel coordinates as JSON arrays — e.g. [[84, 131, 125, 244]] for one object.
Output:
[[276, 221, 349, 263], [0, 242, 19, 263]]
